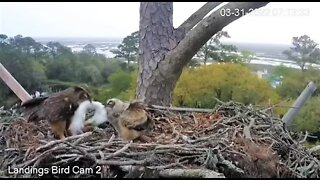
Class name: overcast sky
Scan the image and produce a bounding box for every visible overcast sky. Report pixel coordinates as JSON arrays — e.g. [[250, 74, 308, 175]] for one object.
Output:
[[0, 2, 319, 45]]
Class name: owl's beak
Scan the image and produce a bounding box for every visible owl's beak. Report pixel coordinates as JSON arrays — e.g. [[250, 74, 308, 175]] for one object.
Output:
[[84, 93, 92, 103]]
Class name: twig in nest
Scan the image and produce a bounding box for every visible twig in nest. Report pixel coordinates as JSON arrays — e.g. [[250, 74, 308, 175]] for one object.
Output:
[[219, 152, 245, 175], [62, 141, 97, 162], [97, 159, 148, 166], [198, 114, 240, 135], [158, 168, 225, 178], [243, 117, 255, 140], [19, 146, 59, 168], [98, 150, 104, 160], [101, 165, 108, 178], [192, 112, 198, 127], [164, 118, 181, 143], [23, 147, 32, 162], [104, 141, 132, 160], [147, 160, 189, 170], [108, 134, 115, 143], [35, 132, 92, 152], [298, 131, 308, 144], [150, 105, 214, 113], [2, 99, 320, 178]]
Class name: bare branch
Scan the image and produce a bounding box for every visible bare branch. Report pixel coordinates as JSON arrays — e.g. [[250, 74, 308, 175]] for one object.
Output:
[[163, 2, 270, 71], [177, 2, 223, 33]]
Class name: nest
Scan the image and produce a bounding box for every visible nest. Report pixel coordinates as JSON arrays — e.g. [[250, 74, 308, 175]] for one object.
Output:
[[0, 100, 320, 178]]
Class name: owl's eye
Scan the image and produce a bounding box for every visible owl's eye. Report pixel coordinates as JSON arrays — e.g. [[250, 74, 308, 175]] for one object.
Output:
[[106, 100, 115, 107]]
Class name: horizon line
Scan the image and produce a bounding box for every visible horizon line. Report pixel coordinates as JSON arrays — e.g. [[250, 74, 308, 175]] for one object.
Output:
[[33, 37, 291, 45], [3, 35, 291, 46]]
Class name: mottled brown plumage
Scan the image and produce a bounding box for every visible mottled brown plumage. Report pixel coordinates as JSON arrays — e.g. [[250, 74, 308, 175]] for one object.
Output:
[[106, 98, 153, 141], [21, 85, 92, 139]]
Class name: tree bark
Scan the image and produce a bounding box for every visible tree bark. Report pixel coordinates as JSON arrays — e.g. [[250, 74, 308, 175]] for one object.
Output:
[[137, 2, 269, 105], [177, 2, 223, 33]]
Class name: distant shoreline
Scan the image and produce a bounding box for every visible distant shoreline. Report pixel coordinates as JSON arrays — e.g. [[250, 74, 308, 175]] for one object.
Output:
[[33, 37, 291, 46], [33, 36, 297, 67]]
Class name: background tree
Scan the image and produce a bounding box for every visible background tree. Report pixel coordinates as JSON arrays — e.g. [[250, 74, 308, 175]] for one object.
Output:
[[137, 2, 269, 105], [283, 35, 320, 71], [293, 96, 320, 133], [196, 31, 233, 65], [197, 31, 248, 64], [0, 35, 49, 106], [83, 44, 97, 54], [0, 34, 141, 107], [240, 50, 255, 63], [275, 68, 320, 99], [94, 71, 132, 102], [173, 63, 280, 108], [111, 31, 139, 69]]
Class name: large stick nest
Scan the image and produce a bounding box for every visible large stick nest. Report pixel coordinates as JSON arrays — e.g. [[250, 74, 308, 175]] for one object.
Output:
[[0, 101, 319, 178]]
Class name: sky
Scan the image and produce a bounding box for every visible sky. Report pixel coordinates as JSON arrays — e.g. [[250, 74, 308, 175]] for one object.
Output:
[[0, 2, 319, 45]]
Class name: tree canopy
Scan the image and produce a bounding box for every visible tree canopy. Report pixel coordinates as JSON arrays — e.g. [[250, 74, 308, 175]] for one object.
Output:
[[283, 35, 320, 71]]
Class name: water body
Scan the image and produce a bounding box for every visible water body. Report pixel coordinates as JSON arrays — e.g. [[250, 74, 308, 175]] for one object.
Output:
[[34, 37, 318, 69]]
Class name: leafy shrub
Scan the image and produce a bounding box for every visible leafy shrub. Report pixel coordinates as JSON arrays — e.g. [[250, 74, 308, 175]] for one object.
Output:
[[173, 63, 280, 108]]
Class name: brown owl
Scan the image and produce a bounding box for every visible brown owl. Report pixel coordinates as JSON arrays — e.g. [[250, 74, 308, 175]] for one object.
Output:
[[105, 98, 153, 141], [20, 85, 92, 139]]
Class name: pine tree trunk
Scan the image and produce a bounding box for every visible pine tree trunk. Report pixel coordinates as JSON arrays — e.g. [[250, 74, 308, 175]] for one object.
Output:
[[137, 2, 269, 105], [137, 2, 180, 105]]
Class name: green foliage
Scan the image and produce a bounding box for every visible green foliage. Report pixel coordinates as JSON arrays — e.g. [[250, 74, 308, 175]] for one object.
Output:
[[173, 63, 280, 108], [270, 65, 295, 78], [83, 44, 97, 54], [94, 70, 137, 102], [197, 31, 230, 64], [117, 69, 138, 101], [108, 71, 132, 93], [93, 84, 111, 103], [0, 35, 51, 105], [101, 59, 124, 80], [271, 99, 295, 118], [81, 65, 103, 85], [240, 50, 255, 63], [292, 96, 320, 133], [187, 58, 201, 68], [275, 68, 320, 99], [269, 66, 320, 133], [283, 35, 320, 71], [111, 31, 139, 66], [304, 141, 320, 150], [0, 35, 48, 91], [196, 31, 250, 64], [0, 34, 133, 106], [46, 55, 78, 82]]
